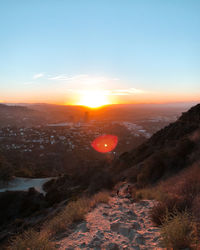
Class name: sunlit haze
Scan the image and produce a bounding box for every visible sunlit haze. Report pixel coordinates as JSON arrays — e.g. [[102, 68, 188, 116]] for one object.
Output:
[[77, 90, 110, 108]]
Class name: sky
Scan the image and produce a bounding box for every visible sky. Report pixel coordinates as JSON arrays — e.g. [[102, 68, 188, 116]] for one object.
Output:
[[0, 0, 200, 106]]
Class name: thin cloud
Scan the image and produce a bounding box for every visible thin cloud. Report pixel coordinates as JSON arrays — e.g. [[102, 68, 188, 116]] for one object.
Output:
[[66, 88, 145, 96], [108, 88, 145, 96], [33, 73, 44, 79], [48, 74, 119, 85]]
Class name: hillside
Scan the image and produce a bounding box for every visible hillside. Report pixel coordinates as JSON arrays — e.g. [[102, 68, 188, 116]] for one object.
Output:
[[0, 104, 46, 127], [114, 103, 200, 186]]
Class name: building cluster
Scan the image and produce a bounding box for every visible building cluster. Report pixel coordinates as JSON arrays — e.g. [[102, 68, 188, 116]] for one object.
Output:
[[0, 116, 174, 155]]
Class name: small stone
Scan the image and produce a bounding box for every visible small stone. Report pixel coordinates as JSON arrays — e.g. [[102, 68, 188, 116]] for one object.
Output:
[[55, 244, 61, 248], [110, 222, 121, 232], [88, 236, 102, 248], [132, 222, 141, 230], [130, 246, 140, 250], [119, 227, 135, 241], [152, 236, 160, 242], [79, 242, 86, 248], [126, 210, 137, 217], [135, 235, 145, 245], [96, 230, 104, 239], [119, 226, 130, 237], [148, 228, 159, 232], [76, 222, 88, 233], [106, 242, 120, 250]]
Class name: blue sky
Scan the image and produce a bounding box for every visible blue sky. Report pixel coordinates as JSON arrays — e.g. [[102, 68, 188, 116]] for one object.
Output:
[[0, 0, 200, 104]]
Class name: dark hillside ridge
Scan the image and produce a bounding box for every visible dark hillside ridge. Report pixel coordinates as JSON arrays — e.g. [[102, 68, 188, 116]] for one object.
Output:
[[0, 104, 46, 127], [113, 104, 200, 186]]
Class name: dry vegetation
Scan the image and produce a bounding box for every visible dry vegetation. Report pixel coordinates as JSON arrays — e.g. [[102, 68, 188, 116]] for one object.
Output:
[[160, 211, 197, 249], [8, 230, 55, 250], [8, 191, 110, 250], [133, 162, 200, 249]]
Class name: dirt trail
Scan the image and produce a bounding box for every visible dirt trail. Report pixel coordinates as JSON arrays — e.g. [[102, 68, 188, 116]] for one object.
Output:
[[56, 195, 164, 249]]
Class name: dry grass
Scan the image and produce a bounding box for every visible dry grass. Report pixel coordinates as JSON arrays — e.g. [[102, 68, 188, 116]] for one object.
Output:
[[90, 191, 110, 207], [44, 191, 110, 236], [8, 191, 110, 249], [8, 229, 55, 250], [44, 197, 91, 235], [160, 211, 198, 249], [134, 186, 166, 201]]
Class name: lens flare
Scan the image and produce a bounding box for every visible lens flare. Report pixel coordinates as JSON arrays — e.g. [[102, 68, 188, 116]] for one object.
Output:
[[91, 134, 118, 153]]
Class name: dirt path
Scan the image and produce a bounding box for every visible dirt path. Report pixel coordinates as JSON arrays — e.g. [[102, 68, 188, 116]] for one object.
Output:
[[57, 195, 163, 249]]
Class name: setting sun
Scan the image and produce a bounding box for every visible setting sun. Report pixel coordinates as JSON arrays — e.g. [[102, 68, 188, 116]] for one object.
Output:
[[78, 90, 110, 108]]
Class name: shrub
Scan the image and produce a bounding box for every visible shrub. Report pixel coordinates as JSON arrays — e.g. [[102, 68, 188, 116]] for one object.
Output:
[[8, 229, 55, 250], [150, 195, 189, 226], [89, 191, 110, 208], [134, 186, 165, 201], [161, 211, 197, 249], [150, 202, 168, 226], [0, 155, 13, 182], [192, 194, 200, 221]]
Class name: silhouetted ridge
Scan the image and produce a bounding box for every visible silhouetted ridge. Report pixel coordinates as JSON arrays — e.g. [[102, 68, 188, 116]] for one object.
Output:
[[147, 103, 200, 146], [179, 103, 200, 123], [114, 103, 200, 186]]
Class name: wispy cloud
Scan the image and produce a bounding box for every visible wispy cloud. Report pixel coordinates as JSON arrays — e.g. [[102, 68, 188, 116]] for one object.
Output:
[[108, 88, 145, 96], [67, 88, 145, 96], [48, 74, 119, 85], [33, 73, 44, 79]]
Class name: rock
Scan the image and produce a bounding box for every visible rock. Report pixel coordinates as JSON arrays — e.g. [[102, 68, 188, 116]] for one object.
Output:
[[110, 222, 136, 240], [119, 227, 135, 240], [102, 204, 111, 209], [88, 236, 102, 248], [126, 210, 137, 217], [106, 242, 120, 250], [148, 228, 159, 232], [139, 200, 150, 207], [132, 222, 141, 230], [79, 242, 86, 248], [130, 246, 140, 250], [75, 222, 88, 233], [119, 226, 130, 237], [152, 235, 160, 242], [139, 211, 145, 216], [96, 230, 104, 239], [110, 222, 121, 232], [55, 243, 61, 248], [135, 235, 145, 245]]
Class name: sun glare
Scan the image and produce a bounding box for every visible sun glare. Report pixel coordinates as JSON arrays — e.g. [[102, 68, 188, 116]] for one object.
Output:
[[78, 90, 109, 108]]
